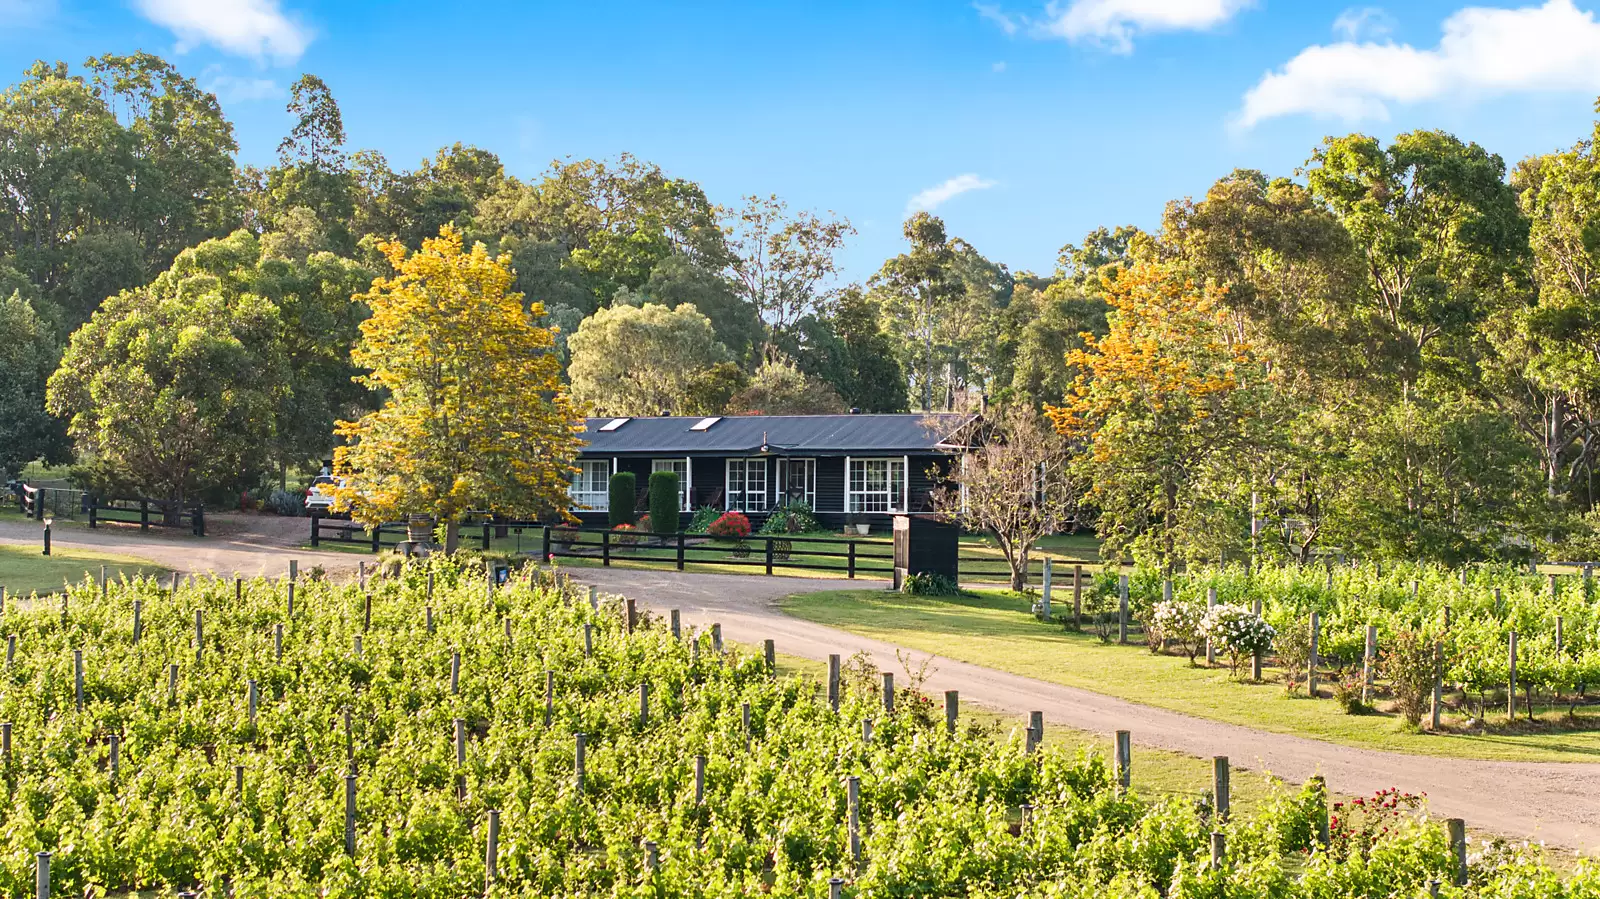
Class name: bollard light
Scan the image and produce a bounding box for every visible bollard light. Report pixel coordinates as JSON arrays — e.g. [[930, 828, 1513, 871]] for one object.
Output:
[[41, 518, 52, 556]]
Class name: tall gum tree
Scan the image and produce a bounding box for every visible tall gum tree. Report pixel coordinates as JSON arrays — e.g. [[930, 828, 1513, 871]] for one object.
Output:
[[332, 226, 583, 549]]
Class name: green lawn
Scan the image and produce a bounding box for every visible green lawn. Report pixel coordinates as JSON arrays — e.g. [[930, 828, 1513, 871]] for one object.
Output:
[[741, 643, 1287, 815], [0, 543, 167, 597], [779, 588, 1600, 764]]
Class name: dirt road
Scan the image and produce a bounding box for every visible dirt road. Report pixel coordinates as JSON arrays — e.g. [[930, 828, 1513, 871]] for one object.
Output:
[[570, 566, 1600, 853], [0, 514, 360, 580]]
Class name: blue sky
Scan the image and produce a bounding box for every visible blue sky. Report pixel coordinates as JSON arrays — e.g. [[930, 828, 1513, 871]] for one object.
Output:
[[7, 0, 1600, 282]]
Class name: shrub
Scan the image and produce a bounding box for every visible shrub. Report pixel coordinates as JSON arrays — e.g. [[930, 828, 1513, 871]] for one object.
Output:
[[1273, 614, 1313, 694], [1380, 628, 1441, 726], [607, 472, 636, 528], [707, 511, 751, 539], [267, 488, 304, 517], [1202, 604, 1275, 678], [901, 572, 960, 596], [648, 471, 680, 534], [612, 523, 640, 547], [760, 501, 819, 535], [635, 514, 652, 534], [687, 506, 720, 534], [1150, 600, 1205, 663], [1333, 673, 1367, 714]]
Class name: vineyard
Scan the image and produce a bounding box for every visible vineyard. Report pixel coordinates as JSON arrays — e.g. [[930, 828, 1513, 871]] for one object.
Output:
[[1095, 561, 1600, 727], [0, 557, 1592, 897]]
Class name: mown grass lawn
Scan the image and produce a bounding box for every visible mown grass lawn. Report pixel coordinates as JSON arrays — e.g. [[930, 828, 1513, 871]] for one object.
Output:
[[0, 543, 167, 597], [744, 643, 1288, 815], [779, 588, 1600, 764]]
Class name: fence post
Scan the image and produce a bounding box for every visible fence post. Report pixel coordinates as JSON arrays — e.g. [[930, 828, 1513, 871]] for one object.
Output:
[[677, 532, 686, 571], [602, 528, 611, 567], [542, 526, 551, 561], [1114, 730, 1131, 794], [765, 537, 774, 576], [139, 500, 148, 532], [370, 526, 380, 553], [88, 496, 97, 529], [848, 541, 857, 579], [310, 513, 321, 547], [481, 521, 491, 551], [193, 504, 204, 537]]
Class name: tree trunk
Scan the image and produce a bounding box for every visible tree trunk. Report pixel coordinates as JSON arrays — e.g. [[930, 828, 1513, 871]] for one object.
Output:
[[1010, 548, 1028, 592]]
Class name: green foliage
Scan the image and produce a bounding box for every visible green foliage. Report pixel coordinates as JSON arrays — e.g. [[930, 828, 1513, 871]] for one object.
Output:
[[686, 505, 721, 534], [647, 470, 680, 533], [759, 501, 820, 535], [1380, 629, 1442, 727], [567, 302, 731, 417], [707, 510, 751, 538], [265, 488, 304, 517], [0, 294, 68, 477], [900, 571, 960, 596], [607, 472, 635, 528]]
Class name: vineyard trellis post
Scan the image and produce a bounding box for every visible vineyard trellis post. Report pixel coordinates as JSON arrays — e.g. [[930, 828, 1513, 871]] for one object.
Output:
[[1210, 831, 1225, 868], [945, 690, 959, 734], [1448, 818, 1467, 886], [35, 850, 48, 899], [1251, 600, 1263, 681], [2, 721, 11, 759], [881, 673, 894, 714], [575, 732, 587, 792], [1028, 710, 1044, 754], [763, 639, 775, 674], [1073, 564, 1083, 628], [1212, 756, 1229, 822], [1118, 576, 1129, 644], [132, 601, 143, 645], [1431, 641, 1443, 730], [1041, 559, 1052, 621], [1308, 612, 1321, 698], [1361, 625, 1375, 705], [847, 774, 862, 865], [1508, 631, 1518, 720], [828, 654, 841, 712], [1309, 775, 1329, 844], [485, 809, 500, 890], [73, 650, 82, 711], [1205, 588, 1216, 666], [1114, 730, 1131, 794], [670, 610, 681, 640], [343, 773, 356, 856], [639, 682, 650, 727]]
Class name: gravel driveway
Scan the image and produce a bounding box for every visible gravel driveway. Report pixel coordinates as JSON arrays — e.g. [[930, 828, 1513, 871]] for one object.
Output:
[[570, 566, 1600, 853]]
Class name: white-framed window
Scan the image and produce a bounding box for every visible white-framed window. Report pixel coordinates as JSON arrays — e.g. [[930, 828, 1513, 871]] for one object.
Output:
[[651, 458, 690, 507], [726, 458, 769, 512], [570, 459, 610, 510], [847, 458, 907, 514], [776, 458, 816, 508]]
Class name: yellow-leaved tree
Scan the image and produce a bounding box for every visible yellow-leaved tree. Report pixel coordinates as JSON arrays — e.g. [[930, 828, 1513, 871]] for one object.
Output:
[[332, 226, 583, 550]]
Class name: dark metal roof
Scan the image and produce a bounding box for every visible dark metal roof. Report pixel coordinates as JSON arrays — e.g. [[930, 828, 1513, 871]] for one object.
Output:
[[577, 414, 976, 456]]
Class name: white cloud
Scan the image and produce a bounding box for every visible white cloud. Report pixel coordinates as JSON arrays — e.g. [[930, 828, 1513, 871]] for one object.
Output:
[[1239, 0, 1600, 127], [906, 174, 997, 215], [992, 60, 1008, 72], [134, 0, 312, 63], [1039, 0, 1255, 52], [975, 2, 1019, 36], [204, 73, 282, 103], [1333, 6, 1395, 41], [0, 0, 54, 26]]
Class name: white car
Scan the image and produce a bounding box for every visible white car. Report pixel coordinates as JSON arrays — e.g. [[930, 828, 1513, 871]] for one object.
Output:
[[304, 476, 343, 513]]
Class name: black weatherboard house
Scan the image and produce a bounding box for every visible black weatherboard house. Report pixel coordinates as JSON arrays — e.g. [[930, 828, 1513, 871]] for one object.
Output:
[[570, 414, 977, 531]]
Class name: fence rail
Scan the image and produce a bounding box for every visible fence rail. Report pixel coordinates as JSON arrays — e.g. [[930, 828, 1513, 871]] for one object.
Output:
[[87, 496, 205, 536], [956, 550, 1098, 585], [544, 527, 895, 578]]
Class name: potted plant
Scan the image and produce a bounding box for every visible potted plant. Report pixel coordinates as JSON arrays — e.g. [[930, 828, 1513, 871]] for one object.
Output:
[[846, 512, 869, 536]]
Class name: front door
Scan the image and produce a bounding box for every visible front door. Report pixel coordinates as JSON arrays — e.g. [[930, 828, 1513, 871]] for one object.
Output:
[[777, 458, 816, 508]]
